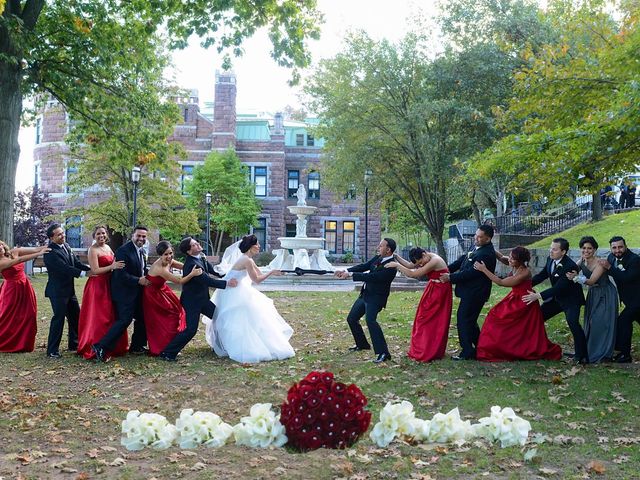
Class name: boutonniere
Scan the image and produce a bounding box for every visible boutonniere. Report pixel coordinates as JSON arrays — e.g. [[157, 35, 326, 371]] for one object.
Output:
[[556, 263, 563, 269], [617, 263, 626, 271], [467, 251, 475, 260]]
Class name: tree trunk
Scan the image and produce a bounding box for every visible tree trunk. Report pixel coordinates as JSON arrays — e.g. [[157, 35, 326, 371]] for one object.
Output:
[[433, 232, 447, 263], [0, 62, 22, 246], [470, 189, 481, 227], [496, 190, 505, 217], [592, 191, 603, 221]]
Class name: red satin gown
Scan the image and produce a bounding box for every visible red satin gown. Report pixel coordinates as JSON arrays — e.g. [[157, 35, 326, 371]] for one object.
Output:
[[408, 268, 453, 362], [477, 278, 562, 362], [142, 275, 186, 356], [0, 263, 37, 352], [77, 255, 128, 359]]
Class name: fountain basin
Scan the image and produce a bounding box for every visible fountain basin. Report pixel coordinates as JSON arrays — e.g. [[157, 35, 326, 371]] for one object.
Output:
[[288, 205, 318, 216], [278, 237, 325, 250]]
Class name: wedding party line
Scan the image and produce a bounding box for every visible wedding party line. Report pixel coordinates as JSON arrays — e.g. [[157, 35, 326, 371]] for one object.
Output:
[[1, 223, 638, 366]]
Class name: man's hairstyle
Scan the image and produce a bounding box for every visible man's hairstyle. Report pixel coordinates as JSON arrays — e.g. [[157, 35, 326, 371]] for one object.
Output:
[[383, 238, 397, 253], [46, 223, 61, 239], [179, 236, 193, 255], [478, 224, 494, 238], [609, 236, 626, 246], [579, 236, 598, 250], [552, 237, 570, 252], [132, 225, 148, 233]]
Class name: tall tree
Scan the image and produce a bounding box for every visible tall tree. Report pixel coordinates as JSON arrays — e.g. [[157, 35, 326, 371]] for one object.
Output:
[[475, 0, 640, 221], [306, 32, 513, 258], [0, 0, 321, 245], [185, 149, 261, 256]]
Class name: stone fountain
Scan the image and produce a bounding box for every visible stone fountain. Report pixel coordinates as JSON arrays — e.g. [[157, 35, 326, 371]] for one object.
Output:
[[266, 184, 335, 271]]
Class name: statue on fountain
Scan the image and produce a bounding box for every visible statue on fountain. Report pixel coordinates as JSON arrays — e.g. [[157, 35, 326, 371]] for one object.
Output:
[[294, 183, 307, 206]]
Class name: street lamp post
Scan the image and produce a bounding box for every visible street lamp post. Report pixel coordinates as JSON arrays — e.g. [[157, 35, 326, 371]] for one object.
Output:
[[205, 192, 212, 256], [131, 166, 141, 228], [364, 169, 373, 261]]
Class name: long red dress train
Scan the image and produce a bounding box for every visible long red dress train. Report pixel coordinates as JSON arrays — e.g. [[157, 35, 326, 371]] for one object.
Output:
[[477, 278, 562, 362], [77, 255, 128, 359], [0, 263, 37, 352], [408, 268, 453, 362], [142, 275, 186, 356]]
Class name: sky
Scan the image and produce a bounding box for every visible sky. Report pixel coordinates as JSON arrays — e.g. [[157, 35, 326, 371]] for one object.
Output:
[[15, 0, 433, 190]]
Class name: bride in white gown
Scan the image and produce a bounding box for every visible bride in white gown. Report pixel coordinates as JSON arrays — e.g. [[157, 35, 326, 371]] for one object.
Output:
[[203, 235, 295, 363]]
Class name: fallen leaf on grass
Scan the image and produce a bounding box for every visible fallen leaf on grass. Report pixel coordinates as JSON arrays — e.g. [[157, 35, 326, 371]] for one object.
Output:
[[539, 467, 558, 475], [109, 457, 126, 467], [191, 462, 206, 471], [586, 460, 606, 474], [523, 448, 538, 462], [613, 455, 629, 464], [75, 473, 90, 480], [85, 449, 99, 458]]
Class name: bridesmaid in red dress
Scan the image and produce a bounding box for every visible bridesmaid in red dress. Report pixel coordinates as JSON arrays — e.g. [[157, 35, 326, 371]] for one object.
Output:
[[0, 241, 50, 352], [77, 226, 126, 359], [474, 246, 562, 362], [143, 241, 201, 356], [385, 247, 452, 362]]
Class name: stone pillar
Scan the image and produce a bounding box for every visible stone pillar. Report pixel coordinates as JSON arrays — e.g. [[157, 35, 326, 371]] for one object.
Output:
[[212, 70, 237, 149]]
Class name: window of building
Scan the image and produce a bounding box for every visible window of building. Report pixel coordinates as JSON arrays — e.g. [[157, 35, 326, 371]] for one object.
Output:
[[35, 117, 42, 145], [65, 164, 78, 193], [296, 133, 304, 146], [34, 163, 40, 189], [343, 221, 355, 253], [286, 224, 297, 237], [287, 170, 299, 198], [308, 171, 320, 199], [307, 134, 315, 147], [65, 112, 80, 134], [325, 220, 337, 253], [345, 184, 356, 200], [252, 218, 267, 248], [181, 165, 194, 194], [65, 216, 82, 248], [251, 166, 267, 197], [183, 107, 189, 122]]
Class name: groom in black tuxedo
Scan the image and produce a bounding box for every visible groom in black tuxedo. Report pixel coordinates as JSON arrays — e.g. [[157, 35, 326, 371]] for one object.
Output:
[[335, 238, 398, 363], [524, 237, 587, 364], [599, 236, 640, 363], [43, 223, 91, 358], [159, 236, 238, 361], [93, 226, 150, 361], [440, 224, 497, 360]]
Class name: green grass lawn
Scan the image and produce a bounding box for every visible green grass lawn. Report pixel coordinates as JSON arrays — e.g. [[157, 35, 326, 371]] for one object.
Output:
[[528, 209, 640, 249], [1, 275, 639, 479]]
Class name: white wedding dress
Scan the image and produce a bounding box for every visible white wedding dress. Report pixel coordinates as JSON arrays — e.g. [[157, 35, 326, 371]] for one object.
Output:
[[203, 269, 295, 363]]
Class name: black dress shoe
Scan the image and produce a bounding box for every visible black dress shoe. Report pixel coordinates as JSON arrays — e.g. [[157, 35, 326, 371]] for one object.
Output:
[[47, 352, 61, 359], [451, 355, 471, 361], [348, 345, 371, 352], [91, 344, 107, 362], [373, 352, 391, 363], [613, 353, 633, 364], [130, 346, 149, 355], [158, 354, 177, 362], [576, 357, 589, 366]]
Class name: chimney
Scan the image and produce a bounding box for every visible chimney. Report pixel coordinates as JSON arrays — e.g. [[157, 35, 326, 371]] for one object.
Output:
[[212, 70, 237, 149]]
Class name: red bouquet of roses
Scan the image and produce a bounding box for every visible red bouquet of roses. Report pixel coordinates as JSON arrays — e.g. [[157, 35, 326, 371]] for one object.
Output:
[[280, 371, 371, 451]]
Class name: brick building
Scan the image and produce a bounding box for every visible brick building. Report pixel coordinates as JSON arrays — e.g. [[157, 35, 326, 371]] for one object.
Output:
[[33, 71, 381, 258]]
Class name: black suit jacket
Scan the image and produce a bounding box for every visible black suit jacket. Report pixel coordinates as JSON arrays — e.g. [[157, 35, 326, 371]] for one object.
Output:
[[607, 250, 640, 308], [43, 242, 90, 298], [111, 241, 146, 304], [347, 256, 397, 308], [448, 243, 496, 302], [180, 255, 227, 309], [531, 254, 585, 308]]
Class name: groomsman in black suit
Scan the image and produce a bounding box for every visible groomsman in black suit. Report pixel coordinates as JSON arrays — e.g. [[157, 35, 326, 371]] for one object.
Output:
[[43, 223, 91, 358], [93, 226, 150, 361], [523, 237, 588, 364], [335, 238, 398, 363], [440, 224, 497, 360], [599, 236, 640, 363], [159, 236, 238, 361]]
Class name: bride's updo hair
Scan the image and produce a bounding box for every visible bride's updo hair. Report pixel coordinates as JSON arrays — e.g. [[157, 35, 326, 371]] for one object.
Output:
[[239, 234, 258, 253], [156, 240, 172, 256], [408, 247, 426, 264]]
